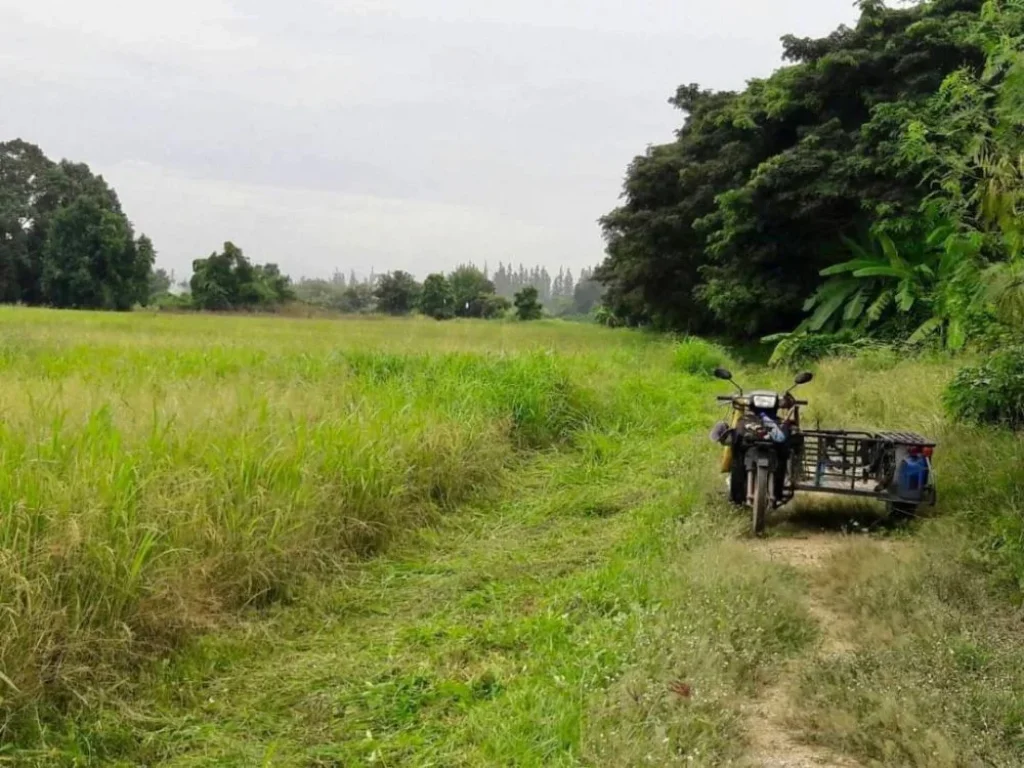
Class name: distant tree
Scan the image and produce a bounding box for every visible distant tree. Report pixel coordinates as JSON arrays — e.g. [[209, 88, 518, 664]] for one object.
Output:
[[493, 262, 512, 297], [340, 282, 375, 313], [191, 243, 242, 310], [481, 294, 511, 319], [514, 285, 544, 320], [419, 273, 455, 320], [374, 270, 421, 315], [254, 263, 295, 303], [295, 273, 353, 310], [190, 242, 291, 310], [133, 236, 158, 306], [148, 266, 172, 304], [449, 264, 498, 318], [573, 268, 604, 315]]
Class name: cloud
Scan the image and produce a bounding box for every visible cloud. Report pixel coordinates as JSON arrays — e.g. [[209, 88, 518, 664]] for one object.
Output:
[[0, 0, 859, 279], [103, 160, 595, 279]]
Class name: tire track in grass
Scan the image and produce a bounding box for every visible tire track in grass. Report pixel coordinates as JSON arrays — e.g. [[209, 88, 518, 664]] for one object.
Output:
[[741, 534, 871, 768]]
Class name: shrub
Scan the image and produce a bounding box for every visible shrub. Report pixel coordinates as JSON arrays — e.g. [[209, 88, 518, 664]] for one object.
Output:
[[673, 338, 727, 376], [943, 346, 1024, 428], [765, 331, 862, 369]]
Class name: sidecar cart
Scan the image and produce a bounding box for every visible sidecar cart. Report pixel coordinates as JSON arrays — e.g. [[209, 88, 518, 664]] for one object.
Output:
[[791, 429, 936, 517]]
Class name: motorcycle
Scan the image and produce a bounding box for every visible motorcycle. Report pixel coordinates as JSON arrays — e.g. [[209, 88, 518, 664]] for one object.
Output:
[[709, 367, 812, 536], [710, 367, 937, 536]]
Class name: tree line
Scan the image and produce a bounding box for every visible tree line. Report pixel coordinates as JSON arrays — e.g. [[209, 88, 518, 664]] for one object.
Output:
[[1, 139, 604, 320], [597, 0, 1024, 353], [292, 264, 603, 318]]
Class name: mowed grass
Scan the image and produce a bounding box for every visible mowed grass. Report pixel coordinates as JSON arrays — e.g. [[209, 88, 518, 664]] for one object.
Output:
[[4, 308, 1024, 766]]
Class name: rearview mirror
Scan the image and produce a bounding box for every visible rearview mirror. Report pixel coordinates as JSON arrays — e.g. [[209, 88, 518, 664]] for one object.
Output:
[[794, 372, 813, 385], [714, 367, 733, 381]]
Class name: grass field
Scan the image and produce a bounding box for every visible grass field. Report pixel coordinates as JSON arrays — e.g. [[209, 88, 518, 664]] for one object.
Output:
[[1, 308, 1023, 766]]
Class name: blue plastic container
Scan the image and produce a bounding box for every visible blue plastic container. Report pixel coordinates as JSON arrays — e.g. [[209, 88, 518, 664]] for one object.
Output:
[[897, 454, 929, 500]]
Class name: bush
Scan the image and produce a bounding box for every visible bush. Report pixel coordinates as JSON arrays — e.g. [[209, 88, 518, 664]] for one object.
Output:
[[765, 331, 862, 369], [943, 347, 1024, 429], [672, 338, 727, 376], [154, 293, 193, 311]]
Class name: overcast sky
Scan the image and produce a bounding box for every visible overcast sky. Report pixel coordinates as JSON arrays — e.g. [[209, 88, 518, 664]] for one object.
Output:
[[1, 0, 858, 281]]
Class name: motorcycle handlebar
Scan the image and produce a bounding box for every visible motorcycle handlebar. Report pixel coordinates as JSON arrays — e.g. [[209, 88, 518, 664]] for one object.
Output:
[[716, 396, 734, 402]]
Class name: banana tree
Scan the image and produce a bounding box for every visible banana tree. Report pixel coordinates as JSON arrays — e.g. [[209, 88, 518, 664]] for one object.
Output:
[[797, 229, 981, 349]]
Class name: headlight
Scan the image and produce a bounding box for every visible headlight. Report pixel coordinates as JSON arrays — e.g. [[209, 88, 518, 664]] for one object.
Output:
[[751, 394, 778, 410]]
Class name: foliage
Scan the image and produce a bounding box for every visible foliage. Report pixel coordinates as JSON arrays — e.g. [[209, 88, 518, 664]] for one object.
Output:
[[293, 272, 352, 311], [672, 337, 728, 376], [798, 229, 983, 349], [419, 273, 455, 320], [0, 139, 155, 310], [572, 268, 604, 315], [41, 196, 151, 310], [944, 346, 1024, 428], [594, 304, 624, 328], [0, 217, 27, 303], [449, 265, 503, 318], [147, 264, 172, 302], [190, 242, 293, 311], [597, 0, 1005, 337], [765, 330, 861, 368], [480, 293, 511, 319], [340, 282, 375, 313], [513, 285, 544, 321], [373, 270, 421, 315]]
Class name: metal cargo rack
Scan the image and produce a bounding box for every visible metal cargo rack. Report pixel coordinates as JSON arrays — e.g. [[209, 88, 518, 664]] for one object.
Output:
[[792, 429, 936, 503]]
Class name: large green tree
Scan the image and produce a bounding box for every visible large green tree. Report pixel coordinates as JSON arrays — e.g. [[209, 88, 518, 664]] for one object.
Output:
[[0, 139, 155, 308], [598, 0, 996, 337], [41, 197, 152, 310]]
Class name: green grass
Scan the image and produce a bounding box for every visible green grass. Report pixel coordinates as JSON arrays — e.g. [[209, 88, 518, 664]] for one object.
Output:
[[1, 308, 1024, 766]]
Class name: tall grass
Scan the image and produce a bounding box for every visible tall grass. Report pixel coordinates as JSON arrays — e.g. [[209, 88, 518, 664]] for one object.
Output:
[[0, 309, 655, 737]]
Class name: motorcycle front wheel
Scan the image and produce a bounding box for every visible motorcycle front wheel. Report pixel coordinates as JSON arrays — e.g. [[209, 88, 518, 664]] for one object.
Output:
[[752, 468, 769, 536], [729, 455, 747, 505]]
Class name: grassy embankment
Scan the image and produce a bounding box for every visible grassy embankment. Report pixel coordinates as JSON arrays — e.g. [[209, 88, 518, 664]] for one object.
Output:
[[0, 309, 1022, 766]]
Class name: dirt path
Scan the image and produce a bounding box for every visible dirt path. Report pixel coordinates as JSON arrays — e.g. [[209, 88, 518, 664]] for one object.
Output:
[[741, 534, 865, 768]]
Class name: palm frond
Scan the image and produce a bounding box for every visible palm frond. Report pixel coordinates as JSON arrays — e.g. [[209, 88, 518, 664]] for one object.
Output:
[[842, 286, 869, 324], [821, 258, 885, 277], [852, 266, 911, 279], [865, 290, 893, 324], [908, 316, 943, 344], [802, 281, 861, 332]]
